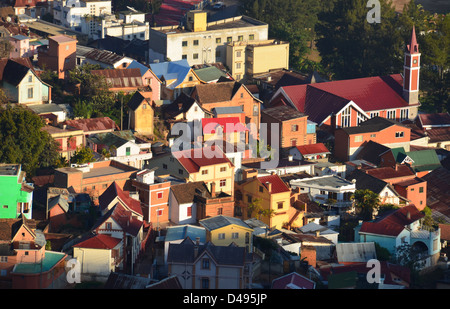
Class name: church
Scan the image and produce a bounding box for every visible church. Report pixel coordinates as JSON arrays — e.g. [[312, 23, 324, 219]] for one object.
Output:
[[268, 27, 421, 132]]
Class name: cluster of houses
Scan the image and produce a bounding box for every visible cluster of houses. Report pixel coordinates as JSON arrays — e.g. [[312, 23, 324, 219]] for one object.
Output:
[[0, 0, 449, 290]]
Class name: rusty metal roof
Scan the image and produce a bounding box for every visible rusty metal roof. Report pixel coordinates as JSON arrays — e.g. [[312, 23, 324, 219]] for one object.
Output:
[[91, 68, 144, 89]]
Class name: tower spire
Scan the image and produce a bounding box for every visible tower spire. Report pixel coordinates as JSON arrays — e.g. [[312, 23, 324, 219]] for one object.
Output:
[[407, 25, 419, 54]]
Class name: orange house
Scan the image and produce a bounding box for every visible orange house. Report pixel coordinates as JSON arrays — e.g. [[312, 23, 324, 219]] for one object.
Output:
[[37, 35, 78, 79], [334, 117, 411, 162]]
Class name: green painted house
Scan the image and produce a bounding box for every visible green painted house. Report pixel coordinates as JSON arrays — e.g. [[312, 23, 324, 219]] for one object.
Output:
[[0, 164, 34, 219]]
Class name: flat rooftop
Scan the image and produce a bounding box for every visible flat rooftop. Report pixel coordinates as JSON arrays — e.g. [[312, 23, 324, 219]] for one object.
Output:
[[291, 175, 355, 189], [154, 15, 267, 34], [0, 164, 20, 176]]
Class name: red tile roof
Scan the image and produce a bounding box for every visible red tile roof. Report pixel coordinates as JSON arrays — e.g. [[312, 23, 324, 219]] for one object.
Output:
[[272, 272, 316, 289], [174, 147, 233, 174], [295, 143, 330, 155], [359, 205, 424, 236], [201, 117, 248, 134], [365, 165, 415, 181], [275, 74, 409, 124], [99, 182, 143, 216], [64, 117, 118, 133], [258, 174, 290, 194], [73, 234, 121, 249], [418, 113, 450, 127]]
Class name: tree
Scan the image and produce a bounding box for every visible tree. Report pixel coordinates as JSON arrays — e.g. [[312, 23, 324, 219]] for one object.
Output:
[[0, 38, 12, 58], [352, 189, 381, 221], [0, 105, 59, 178], [71, 146, 94, 165], [316, 0, 408, 79]]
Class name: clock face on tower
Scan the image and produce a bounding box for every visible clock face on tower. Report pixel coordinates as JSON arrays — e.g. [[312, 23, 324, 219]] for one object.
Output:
[[413, 59, 417, 64]]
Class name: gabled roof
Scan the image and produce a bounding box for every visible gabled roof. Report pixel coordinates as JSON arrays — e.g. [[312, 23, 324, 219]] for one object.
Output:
[[163, 92, 198, 119], [271, 272, 316, 289], [47, 195, 69, 213], [174, 146, 233, 174], [356, 140, 390, 166], [93, 202, 143, 237], [294, 143, 330, 156], [91, 68, 144, 89], [127, 91, 153, 111], [73, 233, 121, 249], [193, 66, 228, 83], [0, 58, 33, 86], [170, 181, 212, 204], [257, 174, 291, 194], [88, 132, 131, 149], [193, 80, 248, 104], [261, 105, 307, 121], [149, 59, 196, 89], [127, 60, 160, 82], [405, 149, 441, 172], [418, 113, 450, 128], [199, 215, 252, 232], [167, 237, 247, 266], [342, 117, 408, 135], [202, 117, 248, 134], [346, 169, 398, 196], [98, 181, 143, 216], [165, 224, 206, 243], [64, 117, 118, 133], [274, 74, 411, 124], [365, 165, 415, 180], [359, 205, 424, 237]]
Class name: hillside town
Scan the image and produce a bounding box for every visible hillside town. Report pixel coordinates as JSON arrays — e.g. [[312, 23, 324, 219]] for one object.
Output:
[[0, 0, 449, 291]]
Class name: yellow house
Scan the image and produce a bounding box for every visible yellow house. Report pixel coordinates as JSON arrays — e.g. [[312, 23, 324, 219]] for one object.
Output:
[[127, 90, 155, 135], [235, 171, 298, 229], [199, 215, 254, 253], [146, 146, 235, 196]]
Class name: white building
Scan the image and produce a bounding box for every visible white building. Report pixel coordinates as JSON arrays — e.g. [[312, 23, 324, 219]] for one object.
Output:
[[290, 175, 356, 212], [101, 9, 149, 41], [53, 0, 112, 40]]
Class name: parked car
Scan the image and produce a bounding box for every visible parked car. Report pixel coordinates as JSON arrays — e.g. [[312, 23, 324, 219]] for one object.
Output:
[[213, 2, 226, 10]]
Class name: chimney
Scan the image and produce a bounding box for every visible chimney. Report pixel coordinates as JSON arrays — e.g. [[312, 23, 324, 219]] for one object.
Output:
[[194, 237, 200, 257], [265, 182, 272, 193], [406, 211, 411, 220], [210, 182, 216, 198], [315, 230, 320, 237]]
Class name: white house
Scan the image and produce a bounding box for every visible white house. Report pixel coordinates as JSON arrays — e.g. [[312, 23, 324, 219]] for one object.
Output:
[[298, 222, 339, 245], [290, 175, 356, 213], [289, 143, 331, 161], [168, 182, 209, 225], [72, 234, 123, 281], [87, 131, 152, 169]]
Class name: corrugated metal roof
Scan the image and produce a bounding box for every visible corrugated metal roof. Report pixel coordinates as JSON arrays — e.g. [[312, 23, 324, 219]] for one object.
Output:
[[336, 242, 377, 263], [91, 68, 144, 89]]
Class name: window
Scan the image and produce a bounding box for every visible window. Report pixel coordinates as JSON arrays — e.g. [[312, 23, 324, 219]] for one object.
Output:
[[193, 53, 199, 59], [236, 74, 241, 80], [217, 207, 223, 215], [387, 110, 396, 119], [105, 222, 112, 230], [0, 256, 7, 263], [370, 112, 379, 118], [163, 164, 168, 169], [202, 169, 208, 175], [182, 41, 187, 47], [220, 179, 226, 187], [277, 202, 284, 209], [218, 233, 225, 240], [341, 106, 351, 127], [215, 50, 221, 58], [202, 258, 210, 269], [236, 51, 241, 57], [236, 62, 241, 69], [400, 109, 409, 121], [320, 190, 326, 195], [2, 205, 7, 209], [156, 209, 163, 216], [178, 169, 183, 175], [187, 206, 192, 217], [216, 37, 221, 44], [157, 192, 163, 199], [27, 87, 33, 99], [193, 40, 199, 46], [395, 131, 404, 138], [291, 139, 297, 146], [201, 278, 210, 289], [188, 76, 193, 81], [370, 134, 376, 138], [142, 104, 146, 109], [419, 187, 424, 193], [126, 147, 131, 156], [182, 54, 187, 59], [249, 34, 254, 40], [220, 167, 226, 172], [232, 233, 239, 239], [354, 135, 363, 142], [238, 35, 243, 41], [28, 75, 32, 82], [227, 36, 232, 43], [291, 125, 298, 132], [259, 186, 264, 193]]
